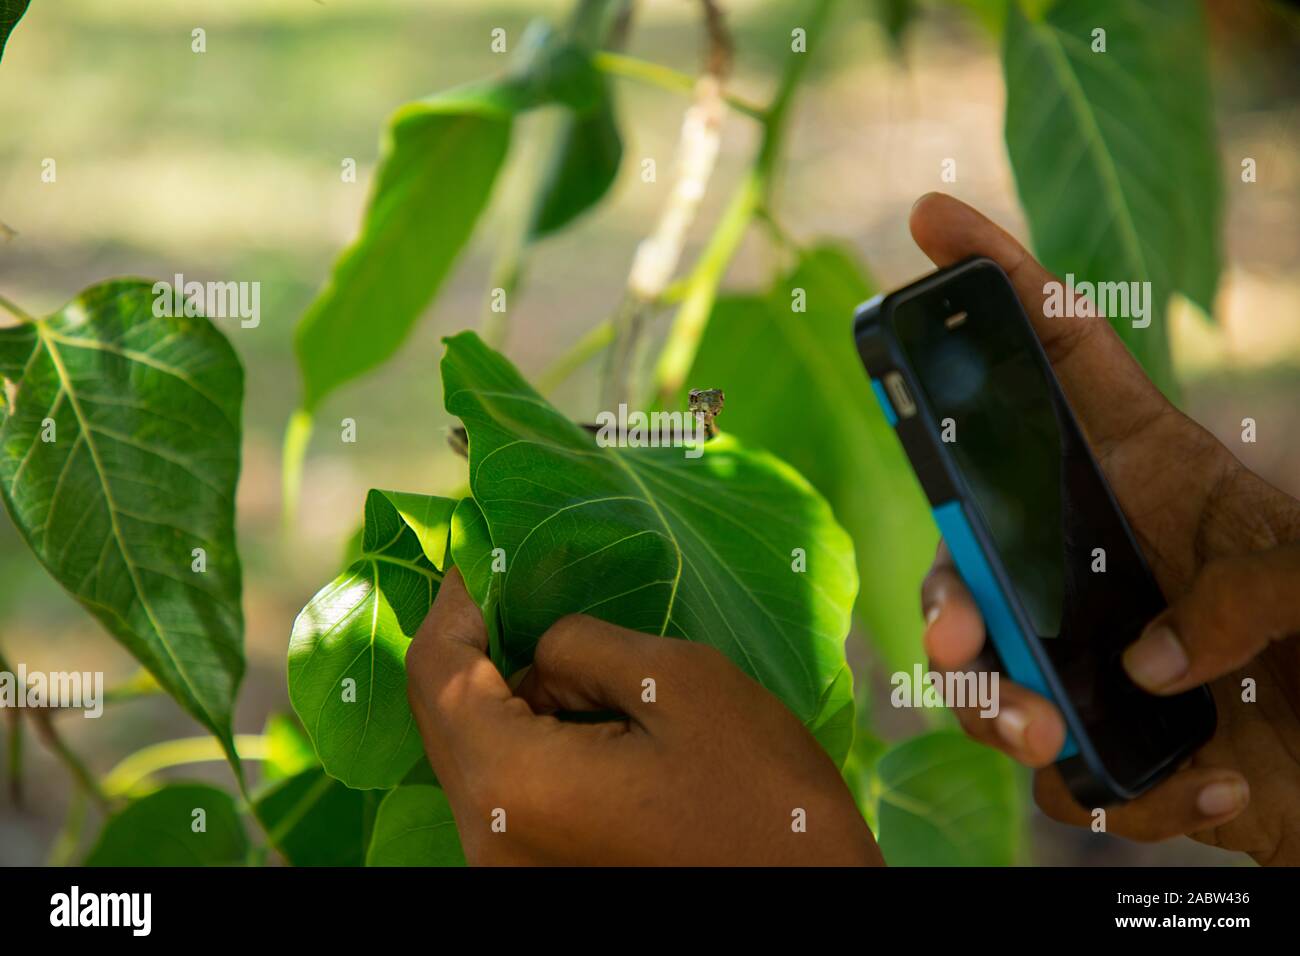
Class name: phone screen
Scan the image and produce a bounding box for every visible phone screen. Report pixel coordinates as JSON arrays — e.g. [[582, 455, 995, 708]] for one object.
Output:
[[893, 263, 1213, 792]]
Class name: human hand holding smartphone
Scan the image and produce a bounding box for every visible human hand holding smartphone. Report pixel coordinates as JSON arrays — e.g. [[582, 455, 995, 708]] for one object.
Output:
[[863, 193, 1300, 862]]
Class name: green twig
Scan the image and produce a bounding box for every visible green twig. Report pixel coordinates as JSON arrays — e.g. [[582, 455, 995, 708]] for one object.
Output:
[[4, 707, 22, 806], [652, 169, 762, 404], [592, 52, 766, 119], [0, 643, 101, 809], [482, 0, 628, 351], [280, 408, 314, 531], [537, 319, 616, 395], [101, 667, 163, 705], [102, 734, 269, 800], [28, 710, 110, 812], [652, 0, 838, 403], [47, 789, 88, 867], [0, 292, 37, 324]]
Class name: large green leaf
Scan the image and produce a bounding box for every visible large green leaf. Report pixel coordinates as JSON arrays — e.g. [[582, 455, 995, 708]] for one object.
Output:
[[288, 490, 456, 789], [85, 783, 248, 866], [0, 0, 30, 64], [442, 332, 857, 763], [294, 46, 606, 412], [873, 731, 1021, 866], [683, 247, 936, 676], [529, 88, 623, 239], [1003, 0, 1221, 392], [366, 784, 466, 867], [0, 281, 244, 760], [254, 767, 380, 867]]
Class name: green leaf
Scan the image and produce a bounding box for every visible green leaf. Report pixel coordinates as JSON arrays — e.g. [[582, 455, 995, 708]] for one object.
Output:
[[294, 46, 608, 412], [841, 706, 888, 832], [0, 0, 31, 64], [1003, 0, 1222, 392], [683, 247, 937, 676], [85, 783, 248, 866], [805, 663, 856, 765], [294, 88, 512, 413], [529, 88, 623, 239], [288, 490, 455, 789], [366, 784, 466, 867], [254, 767, 379, 867], [261, 713, 318, 783], [0, 281, 244, 761], [442, 332, 858, 764], [449, 495, 506, 667], [873, 731, 1020, 866]]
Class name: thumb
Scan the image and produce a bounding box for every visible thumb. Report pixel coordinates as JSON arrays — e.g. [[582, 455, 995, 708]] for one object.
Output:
[[1123, 545, 1300, 693], [406, 568, 514, 752], [513, 614, 664, 729]]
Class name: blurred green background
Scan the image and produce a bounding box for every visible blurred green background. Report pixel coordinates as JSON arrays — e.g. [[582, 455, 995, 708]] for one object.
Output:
[[1, 0, 1297, 865]]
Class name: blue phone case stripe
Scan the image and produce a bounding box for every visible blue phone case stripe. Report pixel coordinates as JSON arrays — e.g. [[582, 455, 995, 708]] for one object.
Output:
[[870, 378, 898, 426], [931, 500, 1079, 760]]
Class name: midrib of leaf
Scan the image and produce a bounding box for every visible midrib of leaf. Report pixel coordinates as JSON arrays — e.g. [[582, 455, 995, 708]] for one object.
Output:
[[1021, 17, 1151, 285], [590, 446, 831, 691], [372, 553, 438, 578], [356, 560, 383, 769], [633, 455, 850, 623], [602, 451, 683, 636], [32, 322, 226, 741], [42, 328, 235, 427], [461, 386, 686, 637], [457, 361, 839, 714], [317, 534, 436, 778]]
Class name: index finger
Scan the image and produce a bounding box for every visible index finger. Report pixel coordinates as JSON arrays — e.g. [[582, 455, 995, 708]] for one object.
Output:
[[908, 192, 1171, 457], [920, 541, 986, 670]]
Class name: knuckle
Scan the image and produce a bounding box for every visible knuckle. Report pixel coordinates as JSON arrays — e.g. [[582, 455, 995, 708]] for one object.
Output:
[[405, 634, 434, 680], [534, 614, 592, 668], [541, 613, 593, 649]]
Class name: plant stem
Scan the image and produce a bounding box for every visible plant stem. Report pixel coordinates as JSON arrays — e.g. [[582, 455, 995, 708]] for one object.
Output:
[[101, 667, 162, 705], [482, 0, 627, 352], [652, 0, 838, 403], [47, 789, 87, 867], [280, 407, 314, 531], [592, 51, 766, 119], [652, 168, 762, 403], [28, 710, 110, 812], [537, 319, 616, 395], [0, 642, 108, 810], [0, 292, 37, 324], [102, 734, 269, 800], [4, 707, 22, 806]]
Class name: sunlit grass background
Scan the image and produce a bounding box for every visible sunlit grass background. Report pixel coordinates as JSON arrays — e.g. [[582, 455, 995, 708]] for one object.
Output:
[[1, 0, 1297, 865]]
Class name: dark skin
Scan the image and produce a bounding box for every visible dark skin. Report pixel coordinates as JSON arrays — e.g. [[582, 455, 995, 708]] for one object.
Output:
[[406, 569, 882, 865], [408, 192, 1300, 865], [913, 193, 1300, 865]]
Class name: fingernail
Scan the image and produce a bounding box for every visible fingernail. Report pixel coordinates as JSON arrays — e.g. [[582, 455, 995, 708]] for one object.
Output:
[[995, 706, 1030, 750], [925, 603, 941, 627], [911, 191, 939, 213], [1196, 779, 1249, 818], [1123, 626, 1189, 690]]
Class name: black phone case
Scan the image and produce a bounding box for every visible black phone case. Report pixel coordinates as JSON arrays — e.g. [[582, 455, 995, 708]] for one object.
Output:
[[853, 256, 1214, 806]]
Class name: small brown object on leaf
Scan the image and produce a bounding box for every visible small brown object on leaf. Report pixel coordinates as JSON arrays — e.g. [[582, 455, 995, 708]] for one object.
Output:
[[689, 387, 725, 439]]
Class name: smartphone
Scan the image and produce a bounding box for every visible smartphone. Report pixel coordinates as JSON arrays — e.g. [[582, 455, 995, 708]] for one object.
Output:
[[854, 256, 1216, 805]]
